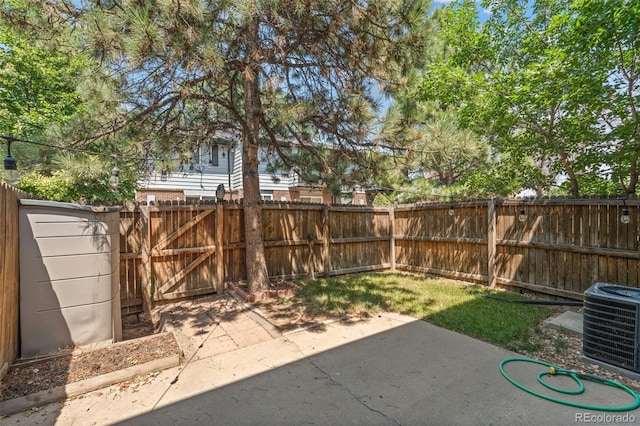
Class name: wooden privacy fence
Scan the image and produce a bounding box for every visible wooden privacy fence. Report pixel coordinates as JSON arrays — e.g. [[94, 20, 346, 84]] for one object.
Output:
[[394, 202, 489, 283], [120, 204, 224, 313], [1, 194, 638, 367], [395, 198, 640, 299], [119, 198, 640, 314], [493, 199, 640, 299], [119, 202, 393, 312]]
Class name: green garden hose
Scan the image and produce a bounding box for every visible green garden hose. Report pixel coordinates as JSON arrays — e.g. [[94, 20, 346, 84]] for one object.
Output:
[[499, 357, 640, 412]]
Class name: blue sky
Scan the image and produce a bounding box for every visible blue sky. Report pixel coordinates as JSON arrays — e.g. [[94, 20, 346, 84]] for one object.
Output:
[[431, 0, 492, 21]]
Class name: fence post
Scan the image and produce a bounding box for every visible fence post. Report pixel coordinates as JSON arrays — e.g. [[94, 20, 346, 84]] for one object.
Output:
[[140, 205, 153, 313], [0, 184, 20, 378], [215, 203, 225, 293], [488, 199, 497, 288], [322, 205, 331, 277], [389, 207, 396, 272]]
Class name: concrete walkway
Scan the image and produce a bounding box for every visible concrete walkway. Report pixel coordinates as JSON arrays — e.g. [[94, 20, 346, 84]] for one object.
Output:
[[152, 294, 280, 361], [3, 308, 639, 425]]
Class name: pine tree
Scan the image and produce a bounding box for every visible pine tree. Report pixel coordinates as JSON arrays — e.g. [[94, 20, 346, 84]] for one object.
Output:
[[7, 0, 430, 291]]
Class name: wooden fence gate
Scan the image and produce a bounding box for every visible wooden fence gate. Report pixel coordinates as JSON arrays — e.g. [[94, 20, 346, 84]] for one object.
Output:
[[120, 203, 224, 311]]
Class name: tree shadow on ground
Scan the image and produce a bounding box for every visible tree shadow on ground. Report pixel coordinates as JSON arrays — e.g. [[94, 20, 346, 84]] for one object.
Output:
[[252, 273, 434, 332], [152, 293, 245, 337]]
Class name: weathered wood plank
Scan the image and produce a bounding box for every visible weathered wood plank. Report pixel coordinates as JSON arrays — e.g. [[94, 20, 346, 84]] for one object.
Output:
[[121, 252, 143, 260], [330, 236, 391, 244], [328, 263, 392, 277], [401, 264, 487, 283], [152, 245, 217, 256], [154, 208, 214, 252], [1, 184, 29, 372], [322, 205, 331, 277], [394, 236, 486, 244], [139, 207, 153, 312], [215, 204, 224, 293], [153, 251, 214, 299], [496, 277, 583, 300], [497, 239, 640, 260], [263, 238, 323, 248]]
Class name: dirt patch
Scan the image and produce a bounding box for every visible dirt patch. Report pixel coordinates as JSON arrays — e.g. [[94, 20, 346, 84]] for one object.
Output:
[[230, 280, 300, 303], [0, 317, 179, 402], [251, 294, 336, 331], [238, 282, 336, 332], [121, 313, 156, 340]]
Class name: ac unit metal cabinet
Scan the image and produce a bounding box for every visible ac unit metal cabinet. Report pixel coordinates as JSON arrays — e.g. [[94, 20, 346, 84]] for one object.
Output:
[[583, 282, 640, 378]]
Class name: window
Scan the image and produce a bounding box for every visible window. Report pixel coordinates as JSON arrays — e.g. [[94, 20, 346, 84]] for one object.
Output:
[[261, 192, 273, 201], [300, 196, 323, 203], [209, 145, 219, 166], [146, 195, 156, 204]]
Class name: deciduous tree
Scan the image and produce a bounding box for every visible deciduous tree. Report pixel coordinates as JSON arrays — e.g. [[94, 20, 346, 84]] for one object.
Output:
[[420, 0, 640, 197]]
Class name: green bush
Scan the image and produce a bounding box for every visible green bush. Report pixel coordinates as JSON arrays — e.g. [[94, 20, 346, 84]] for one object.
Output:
[[18, 170, 135, 203]]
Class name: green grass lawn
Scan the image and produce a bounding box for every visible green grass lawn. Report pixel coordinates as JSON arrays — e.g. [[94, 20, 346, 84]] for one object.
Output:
[[295, 272, 556, 352]]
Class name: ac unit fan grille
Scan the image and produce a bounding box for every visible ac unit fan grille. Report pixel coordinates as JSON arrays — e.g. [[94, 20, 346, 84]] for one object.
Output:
[[583, 296, 638, 371]]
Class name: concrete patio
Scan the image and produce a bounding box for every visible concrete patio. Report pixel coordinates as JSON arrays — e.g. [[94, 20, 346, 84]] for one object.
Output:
[[2, 299, 638, 426]]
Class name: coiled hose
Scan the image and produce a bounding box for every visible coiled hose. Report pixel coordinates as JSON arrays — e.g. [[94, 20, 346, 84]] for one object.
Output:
[[499, 357, 640, 412]]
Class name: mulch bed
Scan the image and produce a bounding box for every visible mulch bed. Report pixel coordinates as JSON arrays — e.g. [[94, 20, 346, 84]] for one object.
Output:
[[0, 319, 180, 402], [229, 280, 337, 331]]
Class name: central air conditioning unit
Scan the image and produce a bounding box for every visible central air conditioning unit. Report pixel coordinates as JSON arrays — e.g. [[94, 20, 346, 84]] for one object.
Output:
[[583, 282, 640, 379]]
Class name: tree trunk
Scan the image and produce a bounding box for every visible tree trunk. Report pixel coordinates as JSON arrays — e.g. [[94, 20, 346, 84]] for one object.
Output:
[[242, 16, 270, 292], [627, 155, 638, 195], [557, 147, 580, 197], [548, 134, 580, 197]]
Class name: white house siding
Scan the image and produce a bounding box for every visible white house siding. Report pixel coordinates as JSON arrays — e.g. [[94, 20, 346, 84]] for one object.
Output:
[[137, 147, 298, 201], [136, 145, 368, 204]]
